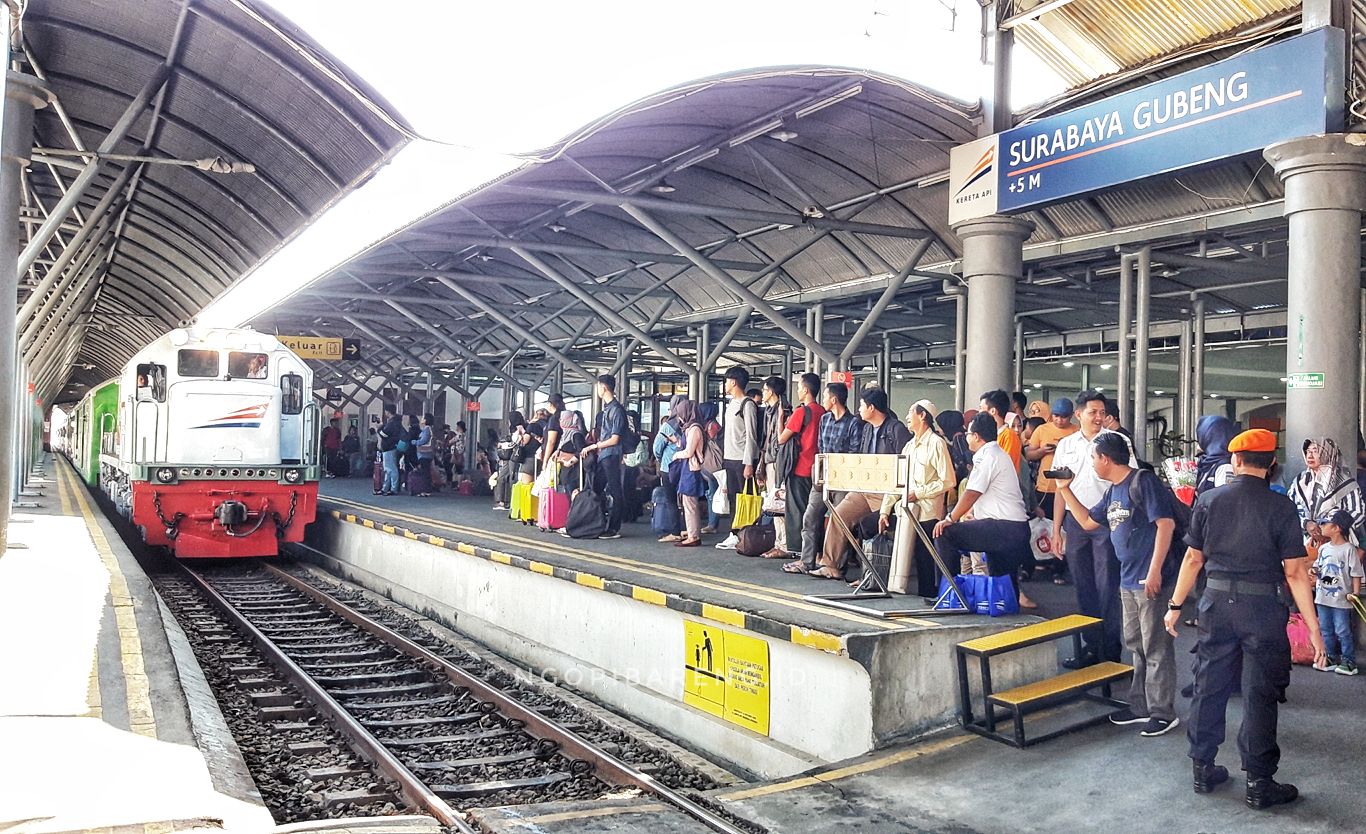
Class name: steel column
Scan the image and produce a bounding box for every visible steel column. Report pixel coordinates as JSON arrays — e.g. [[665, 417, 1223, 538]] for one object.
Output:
[[1266, 135, 1366, 480], [1192, 298, 1206, 432], [1117, 254, 1134, 430], [811, 303, 825, 375], [1, 71, 46, 544], [1133, 247, 1152, 459], [953, 216, 1033, 400], [953, 288, 967, 412], [1178, 318, 1193, 441], [838, 242, 930, 369], [1013, 320, 1026, 393], [880, 335, 892, 393], [694, 325, 710, 400]]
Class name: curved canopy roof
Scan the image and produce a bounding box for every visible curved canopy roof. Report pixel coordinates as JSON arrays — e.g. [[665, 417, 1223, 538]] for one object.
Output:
[[23, 0, 411, 404]]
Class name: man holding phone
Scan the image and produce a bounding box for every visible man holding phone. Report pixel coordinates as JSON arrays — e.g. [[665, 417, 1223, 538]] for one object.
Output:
[[1026, 398, 1078, 518]]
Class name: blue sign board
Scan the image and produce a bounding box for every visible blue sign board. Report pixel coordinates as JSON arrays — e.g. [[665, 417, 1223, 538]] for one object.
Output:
[[948, 27, 1345, 224]]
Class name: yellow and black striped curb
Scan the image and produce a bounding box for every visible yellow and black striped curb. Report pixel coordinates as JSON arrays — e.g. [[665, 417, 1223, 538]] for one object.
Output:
[[325, 507, 845, 655]]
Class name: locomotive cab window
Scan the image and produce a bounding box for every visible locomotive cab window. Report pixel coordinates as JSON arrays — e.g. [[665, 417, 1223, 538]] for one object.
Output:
[[228, 351, 269, 379], [177, 349, 220, 378], [281, 374, 304, 415], [135, 363, 166, 402]]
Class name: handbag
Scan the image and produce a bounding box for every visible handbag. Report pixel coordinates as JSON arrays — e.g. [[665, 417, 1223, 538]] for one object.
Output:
[[762, 487, 787, 516], [732, 478, 762, 529], [710, 471, 729, 516], [735, 521, 776, 557], [1287, 612, 1316, 665]]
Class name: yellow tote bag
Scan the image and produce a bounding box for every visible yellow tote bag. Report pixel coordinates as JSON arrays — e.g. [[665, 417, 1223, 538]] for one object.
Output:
[[733, 477, 763, 529]]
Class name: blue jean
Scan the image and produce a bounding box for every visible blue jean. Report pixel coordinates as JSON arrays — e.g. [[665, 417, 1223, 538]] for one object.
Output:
[[1317, 604, 1356, 664], [382, 449, 400, 494]]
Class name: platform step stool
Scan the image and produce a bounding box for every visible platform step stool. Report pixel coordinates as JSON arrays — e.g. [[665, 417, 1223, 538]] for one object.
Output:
[[955, 614, 1133, 747]]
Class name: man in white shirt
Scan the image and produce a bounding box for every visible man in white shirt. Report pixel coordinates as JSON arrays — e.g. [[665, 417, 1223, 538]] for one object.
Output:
[[1050, 390, 1130, 667], [932, 413, 1032, 587]]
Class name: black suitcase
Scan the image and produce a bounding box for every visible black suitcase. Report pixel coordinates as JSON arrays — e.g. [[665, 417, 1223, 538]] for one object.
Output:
[[565, 489, 609, 539], [328, 453, 350, 478]]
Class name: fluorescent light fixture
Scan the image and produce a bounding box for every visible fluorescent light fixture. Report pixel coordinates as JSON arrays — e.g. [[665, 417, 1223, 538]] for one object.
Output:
[[794, 85, 862, 119], [548, 223, 566, 233], [728, 119, 784, 148], [1209, 393, 1220, 398], [1095, 386, 1104, 391], [949, 384, 956, 389], [673, 148, 719, 171], [648, 181, 676, 194], [769, 129, 799, 142], [1153, 390, 1164, 395], [1062, 361, 1075, 368], [1099, 363, 1112, 370], [895, 374, 904, 380], [914, 170, 950, 188], [1278, 377, 1288, 382], [1262, 395, 1271, 400], [1032, 383, 1042, 388]]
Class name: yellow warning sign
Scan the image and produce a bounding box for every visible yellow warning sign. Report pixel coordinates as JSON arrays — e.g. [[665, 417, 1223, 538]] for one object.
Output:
[[683, 621, 770, 735]]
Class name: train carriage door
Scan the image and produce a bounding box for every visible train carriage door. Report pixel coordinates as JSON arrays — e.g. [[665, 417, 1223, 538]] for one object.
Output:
[[279, 360, 305, 463], [133, 363, 166, 462]]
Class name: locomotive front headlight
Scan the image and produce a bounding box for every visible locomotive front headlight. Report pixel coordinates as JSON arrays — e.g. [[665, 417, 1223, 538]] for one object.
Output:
[[283, 468, 302, 484], [155, 467, 176, 484]]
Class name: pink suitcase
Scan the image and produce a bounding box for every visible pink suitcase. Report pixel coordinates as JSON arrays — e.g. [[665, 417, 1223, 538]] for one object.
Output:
[[538, 488, 570, 531]]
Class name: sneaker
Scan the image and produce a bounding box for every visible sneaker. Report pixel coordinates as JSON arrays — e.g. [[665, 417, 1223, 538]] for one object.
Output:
[[715, 533, 739, 550], [1108, 708, 1148, 726], [1335, 660, 1360, 676], [492, 503, 507, 511], [1314, 656, 1339, 672], [1246, 776, 1299, 810], [1062, 652, 1099, 670], [1193, 760, 1229, 794], [599, 532, 622, 540], [1140, 716, 1180, 737]]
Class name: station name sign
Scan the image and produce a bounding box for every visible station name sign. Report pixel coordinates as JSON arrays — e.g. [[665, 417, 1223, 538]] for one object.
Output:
[[948, 27, 1345, 225]]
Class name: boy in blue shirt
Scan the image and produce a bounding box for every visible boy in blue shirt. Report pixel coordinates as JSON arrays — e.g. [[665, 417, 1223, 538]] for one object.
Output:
[[1056, 432, 1179, 736], [1310, 509, 1363, 675]]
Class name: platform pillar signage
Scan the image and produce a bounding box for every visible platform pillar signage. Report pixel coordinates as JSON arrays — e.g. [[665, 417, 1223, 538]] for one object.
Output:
[[683, 621, 770, 736], [277, 335, 363, 362], [948, 27, 1345, 225], [826, 370, 854, 387]]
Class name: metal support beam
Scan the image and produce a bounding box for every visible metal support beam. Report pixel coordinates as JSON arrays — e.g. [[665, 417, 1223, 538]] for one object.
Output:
[[434, 276, 601, 382], [1177, 317, 1192, 441], [341, 316, 472, 399], [1013, 320, 1026, 393], [505, 245, 695, 375], [621, 205, 839, 366], [1133, 246, 1151, 458], [1117, 254, 1134, 430], [837, 241, 931, 367], [953, 288, 967, 412], [1192, 298, 1206, 431], [377, 297, 528, 388]]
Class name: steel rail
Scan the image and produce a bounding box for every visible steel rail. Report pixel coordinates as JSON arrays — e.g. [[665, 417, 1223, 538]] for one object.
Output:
[[179, 565, 473, 832], [261, 563, 749, 834]]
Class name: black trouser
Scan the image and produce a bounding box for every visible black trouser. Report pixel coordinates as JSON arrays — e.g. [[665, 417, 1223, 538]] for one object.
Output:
[[936, 518, 1030, 591], [785, 473, 812, 555], [600, 455, 624, 535], [912, 519, 942, 598], [1064, 515, 1123, 662], [1187, 590, 1291, 777], [723, 459, 746, 524]]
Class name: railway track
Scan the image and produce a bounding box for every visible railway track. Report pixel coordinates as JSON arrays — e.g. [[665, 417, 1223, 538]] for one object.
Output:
[[181, 561, 750, 833]]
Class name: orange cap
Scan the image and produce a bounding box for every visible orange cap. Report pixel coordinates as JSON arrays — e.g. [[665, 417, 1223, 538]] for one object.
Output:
[[1228, 428, 1277, 454]]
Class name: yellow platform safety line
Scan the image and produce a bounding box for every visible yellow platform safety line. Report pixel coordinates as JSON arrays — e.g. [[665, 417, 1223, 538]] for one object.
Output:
[[529, 561, 555, 576], [456, 543, 477, 556], [489, 551, 512, 565], [719, 732, 977, 802], [701, 603, 747, 628], [380, 524, 396, 534], [330, 509, 341, 519], [324, 495, 908, 633], [632, 586, 667, 606], [361, 519, 375, 529], [402, 530, 419, 541], [988, 661, 1133, 707], [54, 472, 101, 719], [957, 613, 1099, 655], [426, 535, 446, 548], [575, 572, 605, 590], [790, 626, 843, 653], [59, 459, 158, 739]]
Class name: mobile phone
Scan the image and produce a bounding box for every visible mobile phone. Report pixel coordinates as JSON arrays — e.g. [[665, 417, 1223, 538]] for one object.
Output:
[[1044, 466, 1074, 480]]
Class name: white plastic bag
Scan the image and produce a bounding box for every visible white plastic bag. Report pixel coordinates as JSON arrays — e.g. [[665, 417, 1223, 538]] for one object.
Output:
[[531, 463, 556, 498], [1029, 517, 1057, 563], [710, 470, 729, 516]]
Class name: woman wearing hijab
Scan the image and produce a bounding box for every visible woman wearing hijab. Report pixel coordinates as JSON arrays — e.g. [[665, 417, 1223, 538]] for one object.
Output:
[[1292, 436, 1365, 547], [877, 400, 953, 598], [936, 410, 973, 488], [654, 395, 688, 543], [696, 401, 723, 533], [1194, 415, 1237, 496], [673, 400, 707, 547]]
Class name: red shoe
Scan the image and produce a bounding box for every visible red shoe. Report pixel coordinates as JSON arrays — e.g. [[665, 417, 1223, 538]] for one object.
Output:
[[675, 538, 701, 548]]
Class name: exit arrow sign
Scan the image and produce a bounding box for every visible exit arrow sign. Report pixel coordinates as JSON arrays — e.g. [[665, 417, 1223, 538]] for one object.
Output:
[[342, 338, 362, 360]]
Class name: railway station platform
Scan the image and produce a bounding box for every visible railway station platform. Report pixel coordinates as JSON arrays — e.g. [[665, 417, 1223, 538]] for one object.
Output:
[[308, 478, 1059, 779], [0, 456, 271, 833]]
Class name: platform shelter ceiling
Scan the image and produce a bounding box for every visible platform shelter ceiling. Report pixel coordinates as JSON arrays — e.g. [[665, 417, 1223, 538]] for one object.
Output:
[[24, 0, 411, 405], [256, 4, 1352, 402]]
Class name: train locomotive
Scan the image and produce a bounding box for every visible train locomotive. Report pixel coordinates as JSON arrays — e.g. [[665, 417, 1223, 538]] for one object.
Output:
[[65, 327, 320, 557]]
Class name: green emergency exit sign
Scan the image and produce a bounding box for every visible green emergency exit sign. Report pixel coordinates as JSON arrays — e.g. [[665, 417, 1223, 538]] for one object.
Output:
[[1286, 372, 1324, 390]]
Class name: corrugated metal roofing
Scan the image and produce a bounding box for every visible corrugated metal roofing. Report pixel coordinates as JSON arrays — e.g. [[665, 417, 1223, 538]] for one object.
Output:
[[24, 0, 412, 404]]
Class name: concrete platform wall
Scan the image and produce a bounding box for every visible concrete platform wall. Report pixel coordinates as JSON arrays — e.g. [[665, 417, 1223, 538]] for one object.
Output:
[[306, 514, 1052, 778]]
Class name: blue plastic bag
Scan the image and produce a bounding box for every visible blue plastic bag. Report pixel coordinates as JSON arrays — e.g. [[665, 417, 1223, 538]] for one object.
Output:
[[934, 574, 974, 611], [975, 575, 1020, 617]]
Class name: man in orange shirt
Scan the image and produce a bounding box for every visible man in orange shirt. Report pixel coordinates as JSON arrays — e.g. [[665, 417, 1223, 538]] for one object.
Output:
[[1026, 398, 1079, 518], [980, 390, 1020, 470]]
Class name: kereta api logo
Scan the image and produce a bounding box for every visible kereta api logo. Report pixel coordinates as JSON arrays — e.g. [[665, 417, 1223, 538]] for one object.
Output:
[[947, 136, 1000, 224]]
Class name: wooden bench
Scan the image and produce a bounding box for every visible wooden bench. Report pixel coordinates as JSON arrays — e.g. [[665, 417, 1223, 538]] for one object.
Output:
[[956, 614, 1132, 747]]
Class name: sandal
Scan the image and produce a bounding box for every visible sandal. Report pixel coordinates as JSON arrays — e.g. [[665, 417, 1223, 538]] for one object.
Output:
[[761, 548, 788, 559], [781, 561, 811, 574], [812, 568, 844, 581], [658, 534, 682, 543]]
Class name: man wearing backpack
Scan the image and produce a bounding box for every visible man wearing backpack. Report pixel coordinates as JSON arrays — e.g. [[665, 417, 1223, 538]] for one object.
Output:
[[582, 373, 628, 539], [718, 366, 761, 550], [1055, 432, 1179, 738], [773, 373, 825, 559]]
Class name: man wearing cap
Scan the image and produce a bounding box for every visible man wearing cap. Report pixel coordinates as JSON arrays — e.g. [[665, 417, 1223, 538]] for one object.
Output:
[[1027, 398, 1078, 518], [1164, 429, 1326, 810]]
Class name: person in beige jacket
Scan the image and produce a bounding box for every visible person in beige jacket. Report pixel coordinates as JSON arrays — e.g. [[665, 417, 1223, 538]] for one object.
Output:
[[879, 399, 953, 599]]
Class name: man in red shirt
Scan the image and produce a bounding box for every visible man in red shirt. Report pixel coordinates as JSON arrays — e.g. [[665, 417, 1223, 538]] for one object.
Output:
[[772, 373, 826, 558]]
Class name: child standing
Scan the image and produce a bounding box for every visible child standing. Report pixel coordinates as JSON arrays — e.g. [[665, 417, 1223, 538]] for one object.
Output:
[[1311, 509, 1364, 675]]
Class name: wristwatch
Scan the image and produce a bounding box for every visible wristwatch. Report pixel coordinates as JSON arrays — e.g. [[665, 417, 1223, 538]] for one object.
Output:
[[1167, 600, 1184, 611]]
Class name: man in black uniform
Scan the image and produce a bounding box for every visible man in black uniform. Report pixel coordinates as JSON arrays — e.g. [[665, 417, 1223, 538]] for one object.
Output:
[[1164, 429, 1326, 809]]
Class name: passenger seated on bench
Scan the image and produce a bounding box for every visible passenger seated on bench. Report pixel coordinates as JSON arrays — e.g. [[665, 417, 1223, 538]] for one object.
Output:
[[932, 413, 1032, 600]]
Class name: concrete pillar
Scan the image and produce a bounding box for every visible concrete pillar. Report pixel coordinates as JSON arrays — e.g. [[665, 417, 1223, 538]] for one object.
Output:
[[952, 215, 1034, 402], [1, 72, 47, 547], [953, 290, 967, 412], [1266, 135, 1366, 477]]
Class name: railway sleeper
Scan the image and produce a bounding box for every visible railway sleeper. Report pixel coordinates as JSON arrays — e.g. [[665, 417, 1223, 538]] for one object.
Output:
[[289, 647, 391, 662], [297, 656, 405, 671], [310, 669, 431, 686], [329, 681, 443, 698], [382, 727, 518, 748], [431, 772, 572, 799], [413, 741, 559, 771], [361, 710, 489, 729], [305, 765, 372, 783], [263, 630, 355, 643], [314, 788, 398, 809], [248, 690, 296, 707], [255, 622, 348, 635], [259, 705, 313, 720], [279, 639, 372, 651]]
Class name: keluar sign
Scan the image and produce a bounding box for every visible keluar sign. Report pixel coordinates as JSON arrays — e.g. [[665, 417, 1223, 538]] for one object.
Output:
[[949, 27, 1345, 225]]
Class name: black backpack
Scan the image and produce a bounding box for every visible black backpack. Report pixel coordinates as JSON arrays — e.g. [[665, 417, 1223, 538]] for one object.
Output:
[[774, 405, 813, 484], [566, 484, 610, 538], [1126, 469, 1193, 584], [620, 408, 642, 455]]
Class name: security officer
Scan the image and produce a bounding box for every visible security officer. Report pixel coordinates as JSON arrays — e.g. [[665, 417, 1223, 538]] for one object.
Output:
[[1164, 429, 1326, 809]]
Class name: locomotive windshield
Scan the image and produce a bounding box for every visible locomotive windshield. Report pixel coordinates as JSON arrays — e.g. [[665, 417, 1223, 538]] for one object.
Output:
[[228, 351, 269, 379], [177, 349, 220, 378], [135, 363, 166, 401]]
